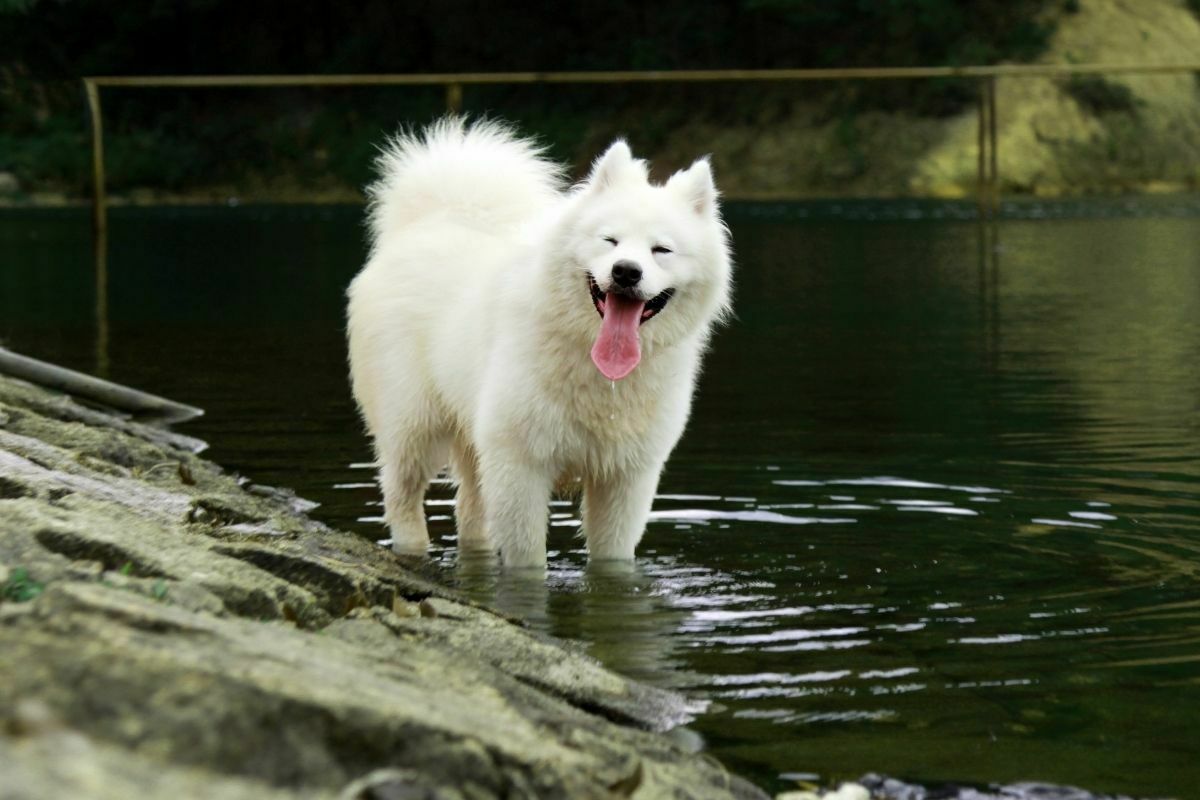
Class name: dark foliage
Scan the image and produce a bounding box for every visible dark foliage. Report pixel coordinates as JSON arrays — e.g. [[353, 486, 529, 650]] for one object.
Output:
[[0, 0, 1056, 193], [1063, 75, 1141, 115], [2, 0, 1055, 77]]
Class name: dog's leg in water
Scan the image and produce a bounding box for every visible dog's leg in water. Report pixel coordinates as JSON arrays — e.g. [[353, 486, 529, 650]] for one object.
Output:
[[582, 466, 660, 560], [378, 434, 444, 555], [450, 442, 490, 553], [479, 452, 553, 567]]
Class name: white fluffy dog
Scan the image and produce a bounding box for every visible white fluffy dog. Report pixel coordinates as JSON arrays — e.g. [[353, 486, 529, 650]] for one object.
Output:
[[347, 119, 732, 567]]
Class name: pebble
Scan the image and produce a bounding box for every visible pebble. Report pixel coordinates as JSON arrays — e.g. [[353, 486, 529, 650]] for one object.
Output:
[[8, 699, 60, 736], [664, 725, 705, 753], [778, 784, 870, 800], [391, 596, 419, 618], [66, 560, 105, 579]]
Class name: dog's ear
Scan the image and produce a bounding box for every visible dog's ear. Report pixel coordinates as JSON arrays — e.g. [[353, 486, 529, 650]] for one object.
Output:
[[586, 140, 635, 191], [668, 157, 718, 216]]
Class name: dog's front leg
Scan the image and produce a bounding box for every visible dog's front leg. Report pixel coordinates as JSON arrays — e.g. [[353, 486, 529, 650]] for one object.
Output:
[[582, 465, 661, 560], [479, 451, 553, 568]]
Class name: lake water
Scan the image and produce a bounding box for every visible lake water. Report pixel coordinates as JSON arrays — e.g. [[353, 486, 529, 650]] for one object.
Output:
[[3, 199, 1199, 798]]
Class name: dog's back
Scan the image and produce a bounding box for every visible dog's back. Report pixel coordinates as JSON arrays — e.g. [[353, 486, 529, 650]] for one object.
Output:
[[349, 119, 559, 423]]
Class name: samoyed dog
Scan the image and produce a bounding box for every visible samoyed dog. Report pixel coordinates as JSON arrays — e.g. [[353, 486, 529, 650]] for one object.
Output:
[[347, 119, 732, 567]]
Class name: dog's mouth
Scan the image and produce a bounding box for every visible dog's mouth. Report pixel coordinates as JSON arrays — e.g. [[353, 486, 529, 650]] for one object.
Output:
[[587, 274, 676, 381], [586, 274, 674, 324]]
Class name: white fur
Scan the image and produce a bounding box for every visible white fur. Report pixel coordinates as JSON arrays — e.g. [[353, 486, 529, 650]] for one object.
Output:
[[347, 118, 733, 567]]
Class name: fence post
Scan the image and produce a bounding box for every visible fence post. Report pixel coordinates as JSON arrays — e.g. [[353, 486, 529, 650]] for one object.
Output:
[[987, 76, 999, 216], [84, 79, 108, 242], [445, 82, 463, 114], [977, 78, 987, 217], [976, 76, 1000, 219], [84, 79, 110, 376]]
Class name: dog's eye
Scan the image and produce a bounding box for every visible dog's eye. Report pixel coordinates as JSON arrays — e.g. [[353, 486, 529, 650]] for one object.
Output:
[[652, 245, 673, 255], [603, 236, 619, 246]]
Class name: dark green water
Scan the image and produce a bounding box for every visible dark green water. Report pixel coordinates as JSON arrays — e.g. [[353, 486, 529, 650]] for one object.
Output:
[[3, 201, 1199, 797]]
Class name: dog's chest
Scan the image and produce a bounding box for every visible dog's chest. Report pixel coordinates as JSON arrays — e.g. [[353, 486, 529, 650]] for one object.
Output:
[[559, 377, 663, 456]]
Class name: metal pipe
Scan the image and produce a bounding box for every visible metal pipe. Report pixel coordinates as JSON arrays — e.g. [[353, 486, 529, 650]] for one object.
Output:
[[0, 346, 203, 423], [84, 79, 107, 242], [445, 82, 463, 113], [83, 62, 1200, 88], [84, 79, 110, 375]]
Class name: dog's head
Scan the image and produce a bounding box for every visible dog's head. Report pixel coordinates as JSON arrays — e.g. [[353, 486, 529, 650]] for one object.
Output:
[[558, 141, 733, 380]]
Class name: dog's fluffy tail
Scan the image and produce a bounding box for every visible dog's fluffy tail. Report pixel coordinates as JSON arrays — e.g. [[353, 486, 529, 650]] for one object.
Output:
[[366, 117, 564, 248]]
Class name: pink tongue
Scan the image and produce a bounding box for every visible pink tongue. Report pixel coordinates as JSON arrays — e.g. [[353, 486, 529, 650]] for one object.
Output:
[[590, 294, 645, 380]]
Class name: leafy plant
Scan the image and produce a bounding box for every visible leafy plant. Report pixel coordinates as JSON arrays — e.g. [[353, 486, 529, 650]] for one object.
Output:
[[2, 567, 44, 602]]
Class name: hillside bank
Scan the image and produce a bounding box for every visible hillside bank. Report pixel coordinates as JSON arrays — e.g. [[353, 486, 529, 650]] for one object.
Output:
[[656, 0, 1200, 199], [3, 1, 1199, 206]]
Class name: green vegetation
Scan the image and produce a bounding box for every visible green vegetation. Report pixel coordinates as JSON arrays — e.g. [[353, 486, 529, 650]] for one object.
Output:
[[2, 567, 44, 602], [0, 0, 1057, 196]]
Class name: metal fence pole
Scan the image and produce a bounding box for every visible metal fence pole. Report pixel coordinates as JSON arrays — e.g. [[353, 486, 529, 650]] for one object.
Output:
[[446, 82, 463, 114], [84, 79, 110, 376], [976, 76, 1000, 219], [977, 78, 987, 217], [84, 79, 107, 241], [987, 76, 999, 216]]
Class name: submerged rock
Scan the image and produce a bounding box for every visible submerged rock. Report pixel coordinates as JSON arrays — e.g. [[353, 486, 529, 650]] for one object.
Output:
[[857, 773, 1157, 800], [0, 372, 766, 799], [0, 172, 19, 197]]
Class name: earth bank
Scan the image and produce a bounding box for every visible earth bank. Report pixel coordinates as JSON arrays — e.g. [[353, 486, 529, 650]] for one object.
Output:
[[4, 2, 1200, 207], [654, 0, 1200, 199]]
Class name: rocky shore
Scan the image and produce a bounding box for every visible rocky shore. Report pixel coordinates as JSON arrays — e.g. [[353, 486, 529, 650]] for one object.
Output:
[[0, 371, 767, 799]]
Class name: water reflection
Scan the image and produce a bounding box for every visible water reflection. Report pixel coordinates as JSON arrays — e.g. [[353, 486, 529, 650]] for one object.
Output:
[[451, 553, 688, 683], [4, 201, 1200, 798]]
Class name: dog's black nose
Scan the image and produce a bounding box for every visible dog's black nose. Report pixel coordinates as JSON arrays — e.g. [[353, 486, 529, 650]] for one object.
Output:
[[611, 260, 642, 289]]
